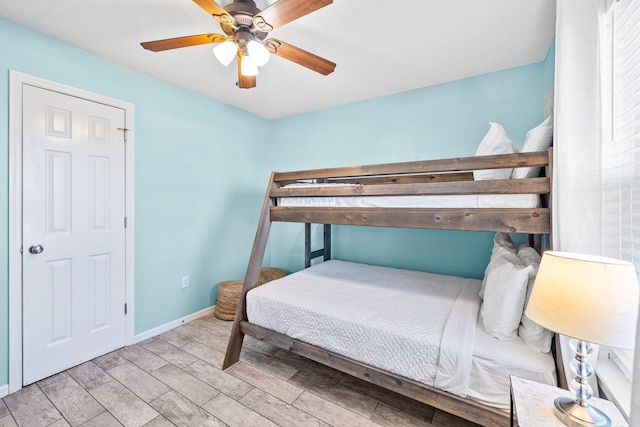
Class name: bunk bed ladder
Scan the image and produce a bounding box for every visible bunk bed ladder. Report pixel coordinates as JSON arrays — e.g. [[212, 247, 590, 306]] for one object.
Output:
[[222, 173, 276, 370], [304, 223, 332, 268]]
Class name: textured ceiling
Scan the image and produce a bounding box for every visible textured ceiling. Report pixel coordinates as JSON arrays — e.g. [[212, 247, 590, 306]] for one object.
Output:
[[0, 0, 556, 119]]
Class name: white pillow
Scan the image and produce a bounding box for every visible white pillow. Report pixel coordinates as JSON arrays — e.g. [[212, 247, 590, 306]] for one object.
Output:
[[517, 243, 541, 267], [493, 232, 517, 254], [478, 247, 524, 299], [479, 233, 518, 299], [511, 116, 553, 179], [474, 122, 517, 181], [517, 244, 552, 352], [481, 260, 533, 341], [516, 244, 540, 298]]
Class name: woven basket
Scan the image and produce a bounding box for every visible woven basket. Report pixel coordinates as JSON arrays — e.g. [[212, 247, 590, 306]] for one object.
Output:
[[257, 267, 288, 285], [214, 267, 288, 321], [214, 280, 243, 321]]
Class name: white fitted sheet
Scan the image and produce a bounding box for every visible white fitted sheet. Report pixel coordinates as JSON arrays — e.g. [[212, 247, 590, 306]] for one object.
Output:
[[246, 260, 556, 410], [277, 183, 540, 209]]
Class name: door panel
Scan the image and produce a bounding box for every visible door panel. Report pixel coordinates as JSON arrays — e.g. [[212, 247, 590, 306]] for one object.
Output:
[[89, 253, 111, 331], [22, 85, 127, 385], [46, 258, 72, 346], [46, 150, 72, 233]]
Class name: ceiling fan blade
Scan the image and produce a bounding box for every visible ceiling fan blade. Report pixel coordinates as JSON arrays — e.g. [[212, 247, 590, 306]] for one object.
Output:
[[141, 34, 226, 52], [237, 54, 257, 89], [253, 0, 332, 32], [266, 39, 336, 76], [192, 0, 235, 25]]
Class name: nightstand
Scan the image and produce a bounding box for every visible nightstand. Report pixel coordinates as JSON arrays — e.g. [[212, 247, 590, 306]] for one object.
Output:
[[510, 375, 628, 427]]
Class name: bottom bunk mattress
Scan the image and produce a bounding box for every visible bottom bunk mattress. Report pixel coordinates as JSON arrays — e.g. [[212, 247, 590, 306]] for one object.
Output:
[[246, 260, 556, 410]]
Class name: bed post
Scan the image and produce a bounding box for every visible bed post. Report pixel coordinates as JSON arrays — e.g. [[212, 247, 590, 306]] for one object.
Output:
[[324, 224, 331, 261], [304, 223, 311, 268], [222, 173, 276, 369], [529, 234, 542, 253], [527, 147, 553, 254], [304, 223, 332, 267], [547, 146, 554, 251]]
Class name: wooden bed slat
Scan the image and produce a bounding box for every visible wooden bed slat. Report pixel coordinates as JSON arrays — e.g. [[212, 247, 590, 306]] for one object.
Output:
[[274, 151, 549, 182], [329, 171, 474, 185], [271, 177, 550, 197], [240, 321, 510, 427], [270, 206, 550, 234], [276, 172, 474, 189]]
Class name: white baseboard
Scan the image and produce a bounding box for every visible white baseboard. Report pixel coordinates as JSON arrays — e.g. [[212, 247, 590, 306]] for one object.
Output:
[[0, 383, 8, 398], [133, 305, 216, 344]]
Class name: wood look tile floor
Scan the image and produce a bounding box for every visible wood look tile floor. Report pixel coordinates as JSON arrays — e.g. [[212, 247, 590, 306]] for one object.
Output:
[[0, 316, 482, 427]]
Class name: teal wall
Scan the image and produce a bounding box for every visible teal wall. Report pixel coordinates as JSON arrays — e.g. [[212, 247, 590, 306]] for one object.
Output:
[[0, 16, 554, 388], [267, 63, 549, 276], [0, 18, 271, 386]]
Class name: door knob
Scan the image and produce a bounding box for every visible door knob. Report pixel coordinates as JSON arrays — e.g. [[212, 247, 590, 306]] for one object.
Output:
[[29, 244, 44, 254]]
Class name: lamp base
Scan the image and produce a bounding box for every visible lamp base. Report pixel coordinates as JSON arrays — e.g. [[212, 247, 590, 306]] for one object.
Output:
[[554, 397, 611, 427]]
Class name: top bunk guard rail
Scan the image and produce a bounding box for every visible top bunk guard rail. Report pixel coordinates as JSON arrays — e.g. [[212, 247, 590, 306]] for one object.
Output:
[[271, 177, 550, 197], [273, 151, 550, 182], [268, 149, 552, 235]]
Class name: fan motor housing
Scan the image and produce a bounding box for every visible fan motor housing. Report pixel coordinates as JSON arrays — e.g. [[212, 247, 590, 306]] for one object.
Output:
[[224, 0, 260, 16], [221, 0, 267, 40]]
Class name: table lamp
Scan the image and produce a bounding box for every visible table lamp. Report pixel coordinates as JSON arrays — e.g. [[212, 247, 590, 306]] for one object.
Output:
[[525, 251, 639, 427]]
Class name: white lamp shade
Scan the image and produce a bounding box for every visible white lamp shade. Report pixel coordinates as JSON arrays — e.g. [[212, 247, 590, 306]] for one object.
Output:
[[240, 55, 259, 76], [525, 251, 639, 349], [247, 40, 270, 67], [213, 40, 237, 66]]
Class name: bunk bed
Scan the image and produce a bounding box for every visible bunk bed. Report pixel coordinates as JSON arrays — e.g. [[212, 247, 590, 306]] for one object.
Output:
[[222, 149, 556, 427]]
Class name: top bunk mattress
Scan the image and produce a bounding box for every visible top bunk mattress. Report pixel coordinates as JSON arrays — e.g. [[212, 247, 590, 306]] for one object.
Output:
[[246, 260, 556, 410], [276, 183, 540, 209]]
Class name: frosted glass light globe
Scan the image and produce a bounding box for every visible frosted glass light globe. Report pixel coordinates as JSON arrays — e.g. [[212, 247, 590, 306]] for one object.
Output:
[[247, 40, 270, 67], [240, 55, 259, 76], [213, 40, 237, 66]]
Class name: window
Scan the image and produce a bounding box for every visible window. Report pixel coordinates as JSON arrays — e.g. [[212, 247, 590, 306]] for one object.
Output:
[[600, 0, 640, 416]]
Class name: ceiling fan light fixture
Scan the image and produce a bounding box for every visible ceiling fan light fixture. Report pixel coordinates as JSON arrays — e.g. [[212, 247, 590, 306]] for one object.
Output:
[[141, 0, 336, 88], [213, 40, 237, 66], [240, 55, 259, 76], [247, 40, 270, 67]]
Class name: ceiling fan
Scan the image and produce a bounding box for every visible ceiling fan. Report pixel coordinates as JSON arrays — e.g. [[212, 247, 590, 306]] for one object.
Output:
[[141, 0, 336, 89]]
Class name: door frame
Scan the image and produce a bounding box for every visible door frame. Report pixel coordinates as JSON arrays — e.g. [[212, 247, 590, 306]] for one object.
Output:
[[8, 70, 135, 393]]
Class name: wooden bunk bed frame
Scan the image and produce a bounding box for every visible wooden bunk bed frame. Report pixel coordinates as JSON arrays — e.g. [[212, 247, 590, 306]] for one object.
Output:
[[223, 149, 555, 427]]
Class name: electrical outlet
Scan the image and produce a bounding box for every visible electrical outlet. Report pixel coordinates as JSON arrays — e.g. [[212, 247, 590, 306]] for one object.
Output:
[[182, 275, 189, 289]]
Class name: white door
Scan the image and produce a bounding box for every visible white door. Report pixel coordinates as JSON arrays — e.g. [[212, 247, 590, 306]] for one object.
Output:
[[22, 85, 127, 385]]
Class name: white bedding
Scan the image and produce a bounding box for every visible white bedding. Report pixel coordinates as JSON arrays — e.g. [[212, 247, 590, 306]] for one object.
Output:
[[246, 260, 556, 409], [277, 183, 540, 209], [468, 317, 557, 410]]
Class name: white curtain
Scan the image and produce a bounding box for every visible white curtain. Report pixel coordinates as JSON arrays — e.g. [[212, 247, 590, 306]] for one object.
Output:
[[634, 318, 640, 425], [553, 0, 604, 389]]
